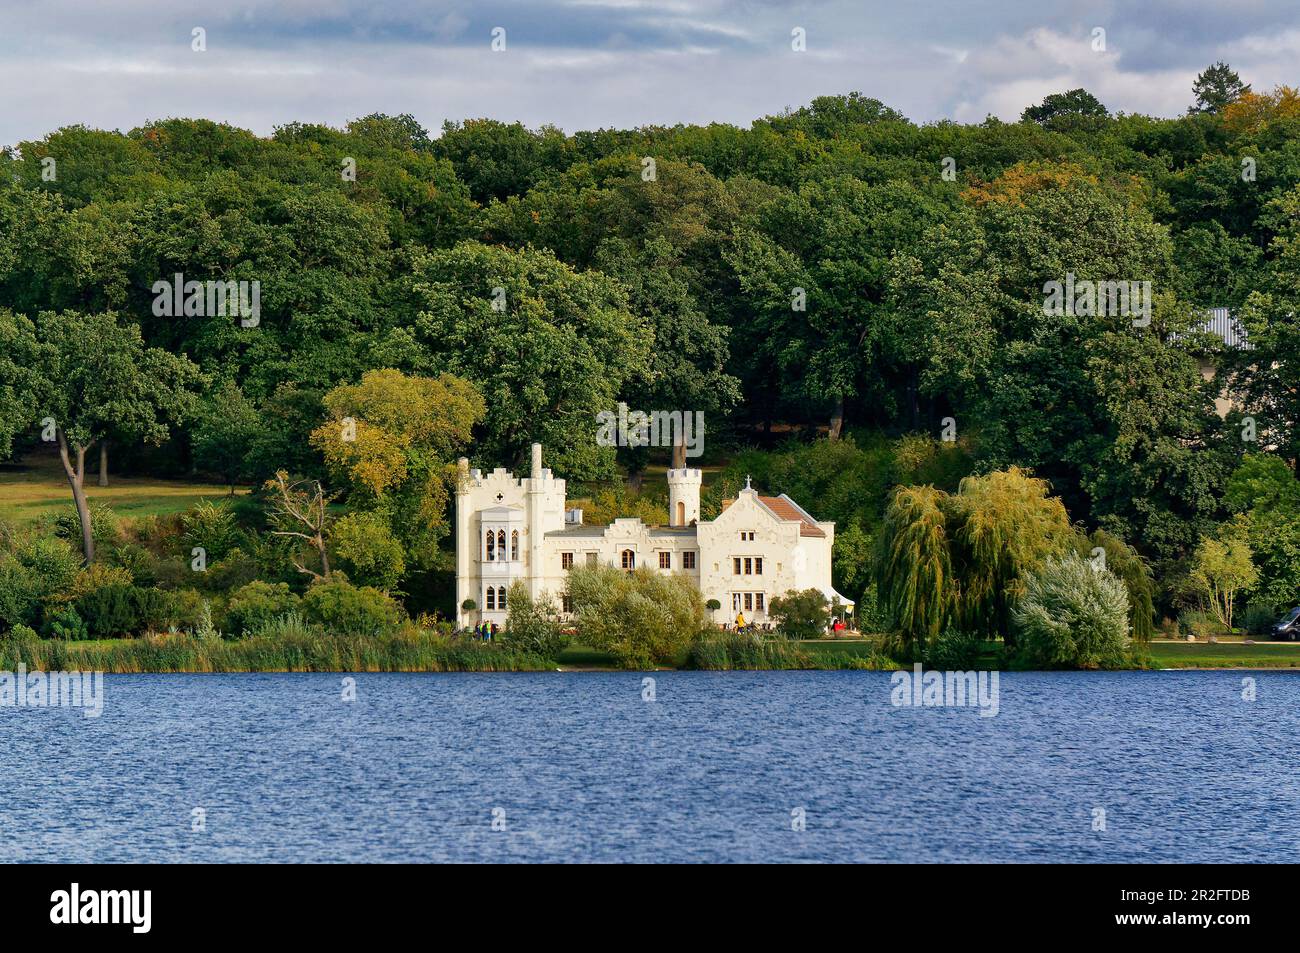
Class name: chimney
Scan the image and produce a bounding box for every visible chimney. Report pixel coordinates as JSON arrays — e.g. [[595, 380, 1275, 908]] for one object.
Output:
[[531, 442, 543, 479]]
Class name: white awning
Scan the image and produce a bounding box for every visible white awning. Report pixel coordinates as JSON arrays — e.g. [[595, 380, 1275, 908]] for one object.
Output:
[[824, 587, 855, 609]]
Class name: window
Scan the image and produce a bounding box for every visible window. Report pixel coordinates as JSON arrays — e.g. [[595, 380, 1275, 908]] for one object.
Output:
[[676, 501, 685, 524], [561, 552, 573, 570], [485, 588, 496, 610], [733, 557, 742, 575], [755, 593, 765, 612], [497, 530, 506, 559], [659, 551, 672, 569], [683, 551, 696, 570], [586, 552, 598, 567], [486, 531, 496, 561], [498, 586, 507, 610], [739, 531, 754, 541], [732, 593, 742, 611], [754, 557, 763, 576], [562, 593, 573, 613], [621, 549, 636, 570], [511, 530, 519, 561], [744, 593, 753, 611], [744, 558, 752, 575]]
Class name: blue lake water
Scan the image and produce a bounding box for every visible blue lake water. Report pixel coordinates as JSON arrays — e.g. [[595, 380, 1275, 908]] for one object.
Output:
[[1, 670, 1298, 863]]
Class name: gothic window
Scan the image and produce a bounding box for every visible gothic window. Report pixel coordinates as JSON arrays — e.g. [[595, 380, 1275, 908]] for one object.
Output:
[[497, 530, 506, 559], [498, 586, 508, 610], [486, 531, 495, 561], [485, 587, 496, 610], [511, 530, 519, 561]]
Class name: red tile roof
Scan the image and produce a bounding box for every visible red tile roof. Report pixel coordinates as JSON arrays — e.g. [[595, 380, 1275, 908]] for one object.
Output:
[[757, 495, 825, 537]]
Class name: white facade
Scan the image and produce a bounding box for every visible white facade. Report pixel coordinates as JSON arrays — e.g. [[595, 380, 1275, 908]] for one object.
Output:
[[455, 444, 848, 628]]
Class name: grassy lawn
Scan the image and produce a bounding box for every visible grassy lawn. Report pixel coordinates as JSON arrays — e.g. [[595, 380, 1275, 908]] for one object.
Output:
[[0, 454, 243, 525], [1148, 639, 1300, 668]]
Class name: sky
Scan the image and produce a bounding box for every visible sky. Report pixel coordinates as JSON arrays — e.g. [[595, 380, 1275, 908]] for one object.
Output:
[[1, 0, 1299, 145]]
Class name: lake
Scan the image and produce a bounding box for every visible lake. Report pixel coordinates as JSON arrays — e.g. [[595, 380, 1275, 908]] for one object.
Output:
[[2, 670, 1297, 862]]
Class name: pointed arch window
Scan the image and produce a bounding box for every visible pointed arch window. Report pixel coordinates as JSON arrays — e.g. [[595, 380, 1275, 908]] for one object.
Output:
[[497, 530, 506, 559], [485, 587, 496, 610], [511, 530, 519, 561], [486, 531, 496, 561], [498, 586, 508, 610]]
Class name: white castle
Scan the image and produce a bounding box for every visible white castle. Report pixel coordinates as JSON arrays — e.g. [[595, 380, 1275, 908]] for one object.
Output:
[[455, 443, 850, 628]]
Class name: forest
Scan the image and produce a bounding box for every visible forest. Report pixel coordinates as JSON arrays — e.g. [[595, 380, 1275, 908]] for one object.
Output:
[[1, 63, 1298, 666]]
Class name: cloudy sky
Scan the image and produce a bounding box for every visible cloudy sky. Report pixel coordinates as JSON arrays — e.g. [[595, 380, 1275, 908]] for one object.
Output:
[[1, 0, 1298, 144]]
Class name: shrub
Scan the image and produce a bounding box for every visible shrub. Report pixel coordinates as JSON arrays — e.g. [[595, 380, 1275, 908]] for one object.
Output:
[[45, 605, 89, 641], [132, 588, 177, 634], [302, 579, 403, 636], [1242, 600, 1278, 636], [70, 563, 134, 599], [567, 564, 704, 668], [181, 500, 240, 562], [75, 583, 139, 637], [1013, 553, 1130, 669], [769, 588, 831, 639], [52, 502, 120, 548], [107, 543, 158, 587], [170, 588, 209, 632], [504, 581, 569, 659], [248, 610, 322, 640], [923, 629, 985, 669], [0, 556, 40, 630], [15, 537, 82, 595], [1177, 609, 1219, 640], [3, 623, 39, 644], [226, 581, 302, 636], [204, 548, 263, 591], [331, 512, 406, 590]]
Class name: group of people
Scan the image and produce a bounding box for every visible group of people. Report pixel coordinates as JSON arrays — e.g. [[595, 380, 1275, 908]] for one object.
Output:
[[472, 621, 498, 641]]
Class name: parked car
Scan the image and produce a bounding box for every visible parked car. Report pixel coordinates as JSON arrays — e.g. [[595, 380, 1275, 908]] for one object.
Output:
[[1271, 607, 1300, 641]]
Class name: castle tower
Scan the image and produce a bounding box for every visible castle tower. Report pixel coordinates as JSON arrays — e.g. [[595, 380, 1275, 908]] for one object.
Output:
[[667, 467, 702, 527], [526, 442, 547, 599], [454, 457, 473, 627]]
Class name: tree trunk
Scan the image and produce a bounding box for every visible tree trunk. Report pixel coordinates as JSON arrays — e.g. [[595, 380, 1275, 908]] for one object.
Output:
[[317, 537, 331, 581], [828, 397, 844, 441], [57, 432, 94, 565], [98, 441, 109, 487], [671, 438, 687, 470]]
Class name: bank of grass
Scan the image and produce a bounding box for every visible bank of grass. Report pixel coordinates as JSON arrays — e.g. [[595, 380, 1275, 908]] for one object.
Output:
[[687, 633, 895, 670], [1147, 639, 1300, 669], [1, 630, 553, 673]]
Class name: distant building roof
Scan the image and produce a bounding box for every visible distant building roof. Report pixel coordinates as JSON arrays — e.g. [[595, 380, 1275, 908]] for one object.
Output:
[[1187, 307, 1253, 350]]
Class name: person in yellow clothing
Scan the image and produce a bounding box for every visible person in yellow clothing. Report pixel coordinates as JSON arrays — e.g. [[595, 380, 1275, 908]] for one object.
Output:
[[735, 611, 746, 632]]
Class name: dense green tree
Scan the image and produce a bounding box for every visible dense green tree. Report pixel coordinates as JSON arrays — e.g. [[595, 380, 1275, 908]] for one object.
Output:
[[1191, 63, 1251, 115], [399, 242, 650, 479]]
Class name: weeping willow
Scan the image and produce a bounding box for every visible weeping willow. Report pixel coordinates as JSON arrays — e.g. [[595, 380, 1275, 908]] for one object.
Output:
[[946, 468, 1074, 646], [1082, 529, 1156, 644], [876, 485, 953, 652], [876, 468, 1075, 650]]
